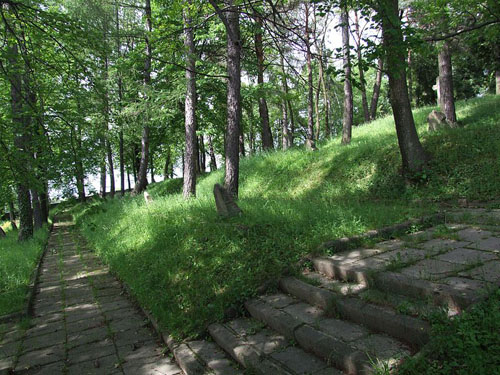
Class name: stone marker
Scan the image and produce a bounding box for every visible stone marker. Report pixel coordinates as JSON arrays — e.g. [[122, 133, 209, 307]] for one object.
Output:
[[427, 110, 447, 131], [213, 184, 242, 217], [144, 191, 153, 204], [305, 139, 317, 151]]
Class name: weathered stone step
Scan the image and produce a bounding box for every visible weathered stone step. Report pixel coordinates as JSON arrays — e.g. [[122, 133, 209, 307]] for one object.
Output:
[[167, 338, 242, 375], [208, 317, 340, 375], [279, 277, 430, 347], [302, 270, 367, 295], [244, 293, 411, 375]]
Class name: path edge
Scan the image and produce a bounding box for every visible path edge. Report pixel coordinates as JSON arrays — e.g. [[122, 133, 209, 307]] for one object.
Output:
[[0, 223, 54, 324]]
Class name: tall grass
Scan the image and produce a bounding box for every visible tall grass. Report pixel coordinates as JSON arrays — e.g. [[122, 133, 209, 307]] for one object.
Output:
[[74, 95, 500, 338], [0, 224, 49, 316]]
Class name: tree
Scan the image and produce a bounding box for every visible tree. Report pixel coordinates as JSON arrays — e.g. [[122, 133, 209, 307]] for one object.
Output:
[[183, 0, 197, 199], [378, 0, 428, 174], [341, 1, 353, 145], [208, 0, 242, 198]]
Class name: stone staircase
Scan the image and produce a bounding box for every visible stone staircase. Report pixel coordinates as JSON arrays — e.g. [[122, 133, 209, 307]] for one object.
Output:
[[172, 210, 500, 375]]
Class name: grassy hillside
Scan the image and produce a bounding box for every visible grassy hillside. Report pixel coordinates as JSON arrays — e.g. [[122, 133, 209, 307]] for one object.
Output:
[[73, 95, 500, 338]]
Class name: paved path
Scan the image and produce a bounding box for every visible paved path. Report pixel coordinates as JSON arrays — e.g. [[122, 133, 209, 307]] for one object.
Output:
[[1, 222, 181, 375]]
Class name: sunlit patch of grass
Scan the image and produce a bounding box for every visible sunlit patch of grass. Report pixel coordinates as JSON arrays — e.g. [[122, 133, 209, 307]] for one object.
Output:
[[0, 227, 49, 316], [73, 95, 500, 338]]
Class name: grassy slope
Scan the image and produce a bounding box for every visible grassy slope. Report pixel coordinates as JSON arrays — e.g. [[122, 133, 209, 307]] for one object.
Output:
[[74, 95, 500, 338], [0, 223, 49, 316]]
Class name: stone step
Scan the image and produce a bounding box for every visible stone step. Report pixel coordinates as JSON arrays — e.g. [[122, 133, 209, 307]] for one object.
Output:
[[279, 277, 430, 347], [244, 293, 412, 375], [167, 339, 243, 375], [302, 270, 367, 296], [208, 318, 340, 375]]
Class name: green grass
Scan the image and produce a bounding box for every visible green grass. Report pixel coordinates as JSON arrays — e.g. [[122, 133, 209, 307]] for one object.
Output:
[[0, 224, 50, 316], [398, 288, 500, 375], [72, 95, 500, 338]]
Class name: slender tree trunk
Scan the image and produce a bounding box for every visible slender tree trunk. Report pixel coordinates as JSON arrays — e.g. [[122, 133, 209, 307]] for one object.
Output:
[[183, 1, 197, 198], [76, 160, 86, 202], [354, 11, 370, 123], [119, 131, 124, 196], [150, 151, 155, 183], [199, 135, 206, 172], [246, 101, 256, 153], [280, 56, 291, 149], [254, 15, 273, 150], [305, 4, 314, 141], [370, 58, 384, 120], [239, 123, 245, 156], [208, 136, 217, 171], [127, 169, 131, 190], [107, 139, 115, 198], [341, 4, 353, 145], [9, 38, 33, 241], [209, 0, 241, 198], [133, 0, 152, 194], [315, 69, 321, 141], [8, 200, 17, 230], [31, 190, 43, 230], [438, 40, 457, 124], [100, 144, 106, 198], [115, 1, 125, 196], [39, 186, 49, 224], [407, 49, 413, 104], [496, 71, 500, 95], [381, 0, 428, 174], [164, 148, 171, 178], [318, 50, 331, 137]]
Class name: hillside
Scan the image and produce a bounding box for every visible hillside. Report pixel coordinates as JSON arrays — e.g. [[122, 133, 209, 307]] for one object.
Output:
[[71, 95, 500, 338]]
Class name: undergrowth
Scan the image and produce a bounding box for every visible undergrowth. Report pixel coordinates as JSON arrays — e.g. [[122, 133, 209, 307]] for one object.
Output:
[[70, 95, 500, 338], [0, 223, 50, 316], [398, 288, 500, 375]]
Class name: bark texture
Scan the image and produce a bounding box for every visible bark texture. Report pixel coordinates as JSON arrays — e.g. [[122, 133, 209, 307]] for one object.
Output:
[[133, 0, 152, 194], [370, 58, 384, 120], [341, 5, 353, 145], [183, 2, 197, 199], [381, 0, 428, 174], [438, 40, 457, 124], [254, 15, 273, 150], [305, 4, 314, 141]]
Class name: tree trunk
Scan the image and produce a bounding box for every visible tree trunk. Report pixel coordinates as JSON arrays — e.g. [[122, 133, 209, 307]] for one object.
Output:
[[76, 160, 86, 202], [246, 101, 257, 153], [209, 0, 241, 198], [496, 71, 500, 95], [183, 2, 197, 198], [199, 135, 206, 172], [31, 190, 43, 230], [8, 37, 33, 241], [370, 58, 384, 120], [354, 11, 370, 123], [8, 200, 17, 230], [341, 4, 353, 145], [107, 139, 115, 198], [254, 14, 273, 150], [116, 3, 125, 197], [315, 69, 321, 141], [164, 148, 171, 178], [39, 185, 49, 224], [438, 40, 457, 124], [133, 0, 152, 194], [127, 169, 131, 191], [150, 151, 155, 183], [280, 56, 291, 149], [407, 49, 413, 104], [305, 4, 314, 141], [208, 136, 217, 171], [100, 144, 107, 198], [381, 0, 428, 174]]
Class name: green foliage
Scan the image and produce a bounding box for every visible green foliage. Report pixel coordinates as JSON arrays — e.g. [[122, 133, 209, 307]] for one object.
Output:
[[0, 225, 49, 316], [72, 95, 499, 338], [398, 288, 500, 375]]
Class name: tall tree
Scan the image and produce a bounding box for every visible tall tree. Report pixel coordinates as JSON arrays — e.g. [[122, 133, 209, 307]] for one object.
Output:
[[133, 0, 153, 194], [183, 0, 197, 199], [341, 2, 353, 145], [379, 0, 428, 174], [209, 0, 242, 198], [254, 13, 273, 150], [438, 40, 457, 124]]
